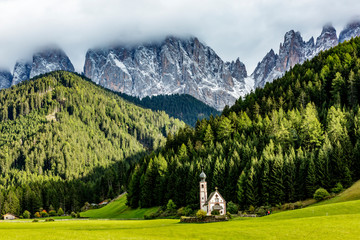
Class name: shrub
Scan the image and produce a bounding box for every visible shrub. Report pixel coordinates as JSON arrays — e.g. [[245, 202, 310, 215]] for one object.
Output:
[[248, 205, 255, 213], [49, 210, 57, 216], [45, 218, 55, 222], [177, 206, 193, 216], [196, 209, 207, 220], [314, 188, 330, 201], [41, 210, 49, 218], [331, 182, 343, 194], [57, 208, 64, 216], [34, 212, 41, 218], [23, 210, 31, 219], [166, 199, 177, 213], [71, 212, 76, 218], [294, 201, 303, 209], [226, 212, 232, 219], [32, 219, 39, 222], [77, 212, 81, 218], [227, 201, 238, 214]]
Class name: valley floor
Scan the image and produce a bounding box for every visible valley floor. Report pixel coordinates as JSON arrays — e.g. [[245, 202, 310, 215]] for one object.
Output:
[[1, 201, 360, 240]]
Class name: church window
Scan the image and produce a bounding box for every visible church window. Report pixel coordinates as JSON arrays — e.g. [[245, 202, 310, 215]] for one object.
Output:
[[201, 184, 204, 188]]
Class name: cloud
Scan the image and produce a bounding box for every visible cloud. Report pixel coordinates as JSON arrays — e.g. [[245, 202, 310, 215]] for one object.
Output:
[[0, 0, 360, 73]]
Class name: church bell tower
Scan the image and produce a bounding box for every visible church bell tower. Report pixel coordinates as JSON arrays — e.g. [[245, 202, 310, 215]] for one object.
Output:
[[199, 170, 207, 212]]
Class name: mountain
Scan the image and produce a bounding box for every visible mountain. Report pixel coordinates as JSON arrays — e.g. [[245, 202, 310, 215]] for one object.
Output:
[[253, 21, 360, 88], [0, 71, 184, 215], [117, 93, 220, 127], [12, 60, 31, 86], [126, 36, 360, 210], [84, 36, 250, 111], [0, 70, 12, 89], [339, 20, 360, 43]]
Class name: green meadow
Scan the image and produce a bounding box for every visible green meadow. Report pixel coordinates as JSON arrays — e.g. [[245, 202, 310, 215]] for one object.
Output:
[[1, 199, 360, 239], [80, 194, 159, 219]]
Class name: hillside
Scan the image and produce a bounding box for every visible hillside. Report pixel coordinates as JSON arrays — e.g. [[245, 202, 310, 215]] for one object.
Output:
[[0, 71, 185, 216], [126, 37, 360, 210], [316, 179, 360, 206], [81, 194, 159, 219], [116, 93, 220, 127]]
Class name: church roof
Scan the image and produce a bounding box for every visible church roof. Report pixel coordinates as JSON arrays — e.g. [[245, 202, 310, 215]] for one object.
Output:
[[204, 188, 226, 206]]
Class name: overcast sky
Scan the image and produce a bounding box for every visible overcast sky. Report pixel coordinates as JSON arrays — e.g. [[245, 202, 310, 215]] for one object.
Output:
[[1, 0, 360, 73]]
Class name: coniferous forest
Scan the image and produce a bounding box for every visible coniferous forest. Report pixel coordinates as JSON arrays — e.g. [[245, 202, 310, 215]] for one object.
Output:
[[127, 37, 360, 210], [0, 71, 184, 215], [116, 93, 220, 127]]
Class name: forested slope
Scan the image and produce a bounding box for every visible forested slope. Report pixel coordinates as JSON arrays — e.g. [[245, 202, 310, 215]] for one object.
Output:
[[127, 37, 360, 210], [116, 93, 220, 127], [0, 71, 184, 215]]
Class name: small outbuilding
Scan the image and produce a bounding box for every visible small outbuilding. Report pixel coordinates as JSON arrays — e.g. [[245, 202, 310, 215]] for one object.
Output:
[[3, 213, 16, 220]]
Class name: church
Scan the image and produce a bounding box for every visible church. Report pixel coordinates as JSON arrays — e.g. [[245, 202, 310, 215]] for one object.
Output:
[[199, 170, 226, 215]]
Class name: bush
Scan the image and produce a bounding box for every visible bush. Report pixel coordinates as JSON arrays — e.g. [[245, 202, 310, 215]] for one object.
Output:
[[248, 205, 255, 213], [77, 212, 81, 218], [226, 212, 232, 219], [166, 199, 177, 212], [45, 218, 55, 222], [49, 210, 57, 216], [34, 212, 41, 218], [294, 201, 303, 209], [23, 210, 31, 219], [32, 219, 39, 222], [227, 201, 238, 214], [71, 212, 76, 218], [41, 210, 49, 218], [331, 182, 344, 194], [177, 206, 193, 216], [314, 188, 330, 201], [57, 208, 64, 216], [196, 209, 207, 220]]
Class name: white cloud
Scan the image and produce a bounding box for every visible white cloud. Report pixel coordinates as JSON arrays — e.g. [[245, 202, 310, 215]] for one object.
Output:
[[0, 0, 360, 73]]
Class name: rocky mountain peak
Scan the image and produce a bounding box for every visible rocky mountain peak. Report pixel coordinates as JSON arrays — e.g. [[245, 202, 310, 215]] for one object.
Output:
[[30, 48, 74, 79], [252, 49, 279, 88], [12, 60, 31, 86], [0, 69, 12, 89], [339, 20, 360, 43], [315, 23, 337, 53], [84, 36, 250, 110], [277, 30, 305, 72]]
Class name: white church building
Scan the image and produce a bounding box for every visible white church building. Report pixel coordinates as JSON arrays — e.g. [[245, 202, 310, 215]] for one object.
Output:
[[199, 171, 226, 215]]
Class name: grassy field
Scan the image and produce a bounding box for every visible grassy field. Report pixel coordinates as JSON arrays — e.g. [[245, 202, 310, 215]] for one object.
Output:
[[315, 180, 360, 206], [80, 194, 159, 219], [1, 198, 360, 239]]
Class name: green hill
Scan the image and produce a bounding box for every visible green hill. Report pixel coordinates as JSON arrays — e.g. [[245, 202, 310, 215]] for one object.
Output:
[[126, 37, 360, 210], [81, 194, 159, 219], [0, 71, 185, 216], [316, 179, 360, 206], [116, 93, 220, 127]]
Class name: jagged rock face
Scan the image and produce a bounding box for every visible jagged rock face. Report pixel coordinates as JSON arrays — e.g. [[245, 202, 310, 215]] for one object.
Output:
[[315, 24, 337, 53], [226, 58, 247, 84], [339, 20, 360, 43], [12, 60, 31, 86], [253, 24, 342, 88], [0, 70, 12, 89], [30, 48, 74, 79], [252, 49, 278, 88], [84, 37, 248, 110], [276, 30, 306, 73]]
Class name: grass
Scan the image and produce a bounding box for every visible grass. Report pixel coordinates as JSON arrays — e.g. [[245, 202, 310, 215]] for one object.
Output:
[[316, 180, 360, 206], [1, 199, 360, 239], [80, 194, 159, 219]]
